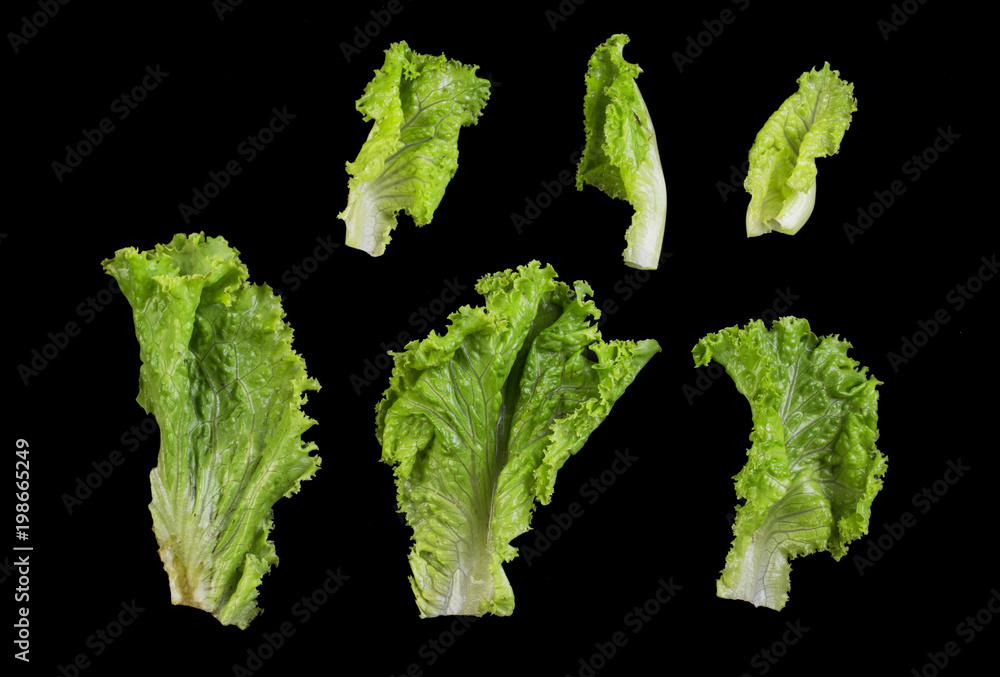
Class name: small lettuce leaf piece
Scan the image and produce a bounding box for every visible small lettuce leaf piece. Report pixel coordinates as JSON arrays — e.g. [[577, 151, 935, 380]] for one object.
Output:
[[745, 62, 857, 237], [103, 233, 320, 629], [576, 34, 667, 270], [377, 262, 660, 617], [693, 317, 885, 611], [339, 41, 491, 256]]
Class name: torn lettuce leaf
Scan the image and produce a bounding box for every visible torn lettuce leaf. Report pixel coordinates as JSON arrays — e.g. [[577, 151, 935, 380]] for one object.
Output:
[[339, 41, 491, 256], [103, 233, 320, 629], [576, 34, 667, 270], [745, 62, 856, 237], [693, 317, 884, 611], [377, 261, 660, 617]]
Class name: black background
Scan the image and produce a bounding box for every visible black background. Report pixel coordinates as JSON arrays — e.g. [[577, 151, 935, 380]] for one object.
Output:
[[7, 1, 993, 676]]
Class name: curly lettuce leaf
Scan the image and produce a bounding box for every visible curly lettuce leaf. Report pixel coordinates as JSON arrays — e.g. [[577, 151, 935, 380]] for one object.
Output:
[[576, 34, 667, 270], [377, 262, 660, 617], [103, 233, 320, 629], [693, 317, 884, 611], [745, 62, 856, 237], [339, 41, 491, 256]]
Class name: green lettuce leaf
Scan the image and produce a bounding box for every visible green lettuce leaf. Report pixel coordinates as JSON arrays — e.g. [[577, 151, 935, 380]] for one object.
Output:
[[744, 62, 857, 237], [377, 261, 660, 617], [103, 233, 320, 629], [693, 317, 885, 611], [576, 34, 667, 270], [339, 41, 491, 256]]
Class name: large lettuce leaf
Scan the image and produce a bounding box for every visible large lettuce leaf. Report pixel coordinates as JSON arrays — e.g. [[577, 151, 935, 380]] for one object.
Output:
[[103, 233, 320, 629], [576, 34, 667, 270], [693, 317, 884, 610], [744, 62, 856, 237], [339, 41, 491, 256], [377, 262, 660, 617]]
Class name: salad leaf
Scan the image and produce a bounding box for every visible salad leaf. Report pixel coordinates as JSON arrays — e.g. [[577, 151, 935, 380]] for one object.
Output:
[[745, 62, 857, 237], [576, 34, 667, 270], [339, 41, 491, 256], [103, 233, 320, 629], [377, 261, 660, 617], [693, 317, 885, 611]]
